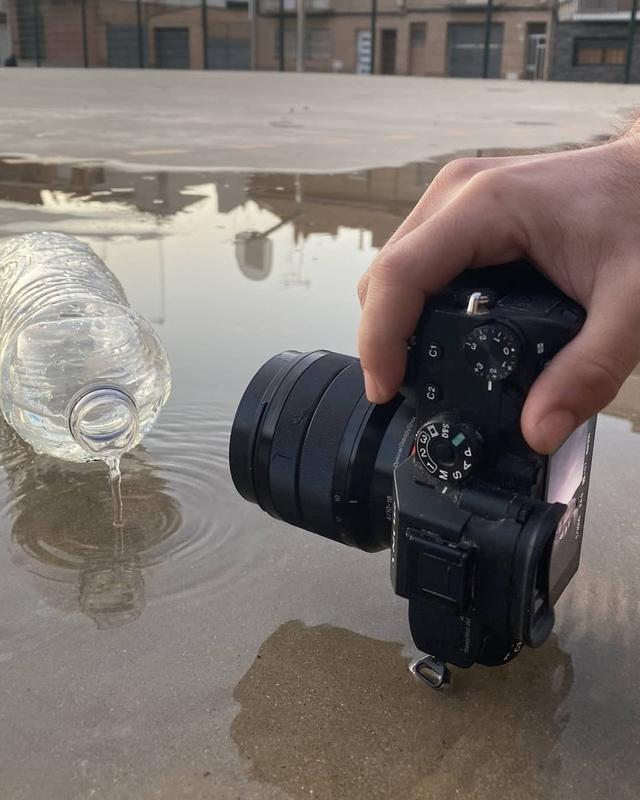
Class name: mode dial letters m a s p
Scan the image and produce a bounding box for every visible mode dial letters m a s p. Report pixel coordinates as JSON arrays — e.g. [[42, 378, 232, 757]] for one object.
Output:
[[415, 415, 483, 484]]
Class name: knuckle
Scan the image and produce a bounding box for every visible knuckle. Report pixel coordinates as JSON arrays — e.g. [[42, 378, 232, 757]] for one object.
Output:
[[465, 167, 512, 205], [437, 157, 483, 187], [369, 249, 404, 284]]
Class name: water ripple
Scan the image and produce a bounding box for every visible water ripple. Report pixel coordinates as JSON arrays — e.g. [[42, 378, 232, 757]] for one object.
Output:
[[0, 399, 260, 625]]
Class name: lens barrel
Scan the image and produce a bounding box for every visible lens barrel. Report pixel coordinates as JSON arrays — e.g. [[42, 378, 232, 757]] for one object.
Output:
[[229, 350, 414, 552]]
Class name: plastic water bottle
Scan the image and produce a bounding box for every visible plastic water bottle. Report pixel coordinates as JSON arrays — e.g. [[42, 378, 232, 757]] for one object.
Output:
[[0, 232, 171, 464]]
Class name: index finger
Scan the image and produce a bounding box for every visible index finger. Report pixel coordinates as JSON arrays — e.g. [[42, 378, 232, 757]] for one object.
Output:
[[358, 196, 523, 402]]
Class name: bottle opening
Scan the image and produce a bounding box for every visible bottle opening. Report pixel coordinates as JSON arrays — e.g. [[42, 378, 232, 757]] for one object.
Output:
[[69, 386, 139, 457]]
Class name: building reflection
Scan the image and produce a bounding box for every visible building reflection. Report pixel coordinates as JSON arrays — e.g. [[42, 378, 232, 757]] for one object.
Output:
[[1, 422, 181, 628], [2, 148, 637, 427], [0, 157, 210, 217], [0, 152, 445, 247]]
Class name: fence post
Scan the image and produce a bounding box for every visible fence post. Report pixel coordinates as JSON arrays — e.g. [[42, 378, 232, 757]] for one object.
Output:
[[279, 0, 285, 70], [201, 0, 209, 69], [249, 0, 257, 70], [32, 0, 42, 66], [369, 0, 377, 74], [296, 0, 304, 71], [625, 0, 639, 84], [482, 0, 494, 78], [81, 0, 89, 67], [136, 0, 144, 68]]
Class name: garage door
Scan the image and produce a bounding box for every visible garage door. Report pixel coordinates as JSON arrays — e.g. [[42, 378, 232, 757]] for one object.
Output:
[[155, 28, 190, 70], [107, 24, 146, 68], [207, 37, 250, 70], [447, 23, 503, 78]]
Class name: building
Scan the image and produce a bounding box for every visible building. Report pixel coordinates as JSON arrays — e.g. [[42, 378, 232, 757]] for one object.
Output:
[[257, 0, 553, 79], [5, 0, 553, 78], [551, 0, 640, 82], [6, 0, 252, 69]]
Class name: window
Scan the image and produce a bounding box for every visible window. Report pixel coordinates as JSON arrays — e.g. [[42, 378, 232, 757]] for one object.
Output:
[[410, 23, 426, 48], [307, 29, 331, 60], [273, 28, 332, 61], [574, 38, 626, 66]]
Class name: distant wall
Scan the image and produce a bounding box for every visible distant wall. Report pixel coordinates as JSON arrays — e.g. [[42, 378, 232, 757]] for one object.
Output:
[[550, 20, 640, 83]]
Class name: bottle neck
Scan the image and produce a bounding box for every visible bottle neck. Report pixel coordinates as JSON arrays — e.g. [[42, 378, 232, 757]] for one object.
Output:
[[69, 386, 139, 458]]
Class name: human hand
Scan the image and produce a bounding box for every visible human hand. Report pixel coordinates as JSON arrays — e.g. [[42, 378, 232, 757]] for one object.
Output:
[[357, 136, 640, 454]]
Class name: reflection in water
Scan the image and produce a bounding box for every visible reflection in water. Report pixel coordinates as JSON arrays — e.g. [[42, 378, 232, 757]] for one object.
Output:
[[0, 421, 181, 628], [0, 147, 558, 249], [1, 400, 254, 620], [1, 147, 640, 798], [233, 622, 573, 800]]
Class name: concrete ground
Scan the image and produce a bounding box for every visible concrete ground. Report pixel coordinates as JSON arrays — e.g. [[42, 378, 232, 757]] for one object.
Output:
[[1, 69, 640, 171], [2, 70, 640, 800]]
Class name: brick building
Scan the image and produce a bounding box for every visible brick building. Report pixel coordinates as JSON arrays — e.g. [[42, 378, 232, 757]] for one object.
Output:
[[7, 0, 251, 68], [257, 0, 553, 78], [6, 0, 554, 78], [550, 0, 640, 82]]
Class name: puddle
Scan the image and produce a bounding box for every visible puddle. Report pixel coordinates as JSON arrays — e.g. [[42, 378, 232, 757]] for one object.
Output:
[[0, 151, 639, 799], [233, 621, 575, 800]]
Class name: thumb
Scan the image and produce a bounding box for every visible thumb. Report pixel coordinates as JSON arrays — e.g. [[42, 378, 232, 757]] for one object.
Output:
[[521, 289, 638, 454]]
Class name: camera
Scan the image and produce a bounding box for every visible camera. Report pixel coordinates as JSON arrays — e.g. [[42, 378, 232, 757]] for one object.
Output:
[[229, 262, 596, 685]]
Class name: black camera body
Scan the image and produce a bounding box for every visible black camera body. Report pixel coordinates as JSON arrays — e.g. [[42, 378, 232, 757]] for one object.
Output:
[[230, 262, 596, 680], [391, 264, 596, 672]]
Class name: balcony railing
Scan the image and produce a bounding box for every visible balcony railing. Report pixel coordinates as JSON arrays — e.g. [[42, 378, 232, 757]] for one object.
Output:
[[261, 0, 331, 12], [558, 0, 637, 20]]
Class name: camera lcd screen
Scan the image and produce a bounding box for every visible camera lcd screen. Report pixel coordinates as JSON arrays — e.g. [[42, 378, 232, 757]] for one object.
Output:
[[545, 418, 596, 605]]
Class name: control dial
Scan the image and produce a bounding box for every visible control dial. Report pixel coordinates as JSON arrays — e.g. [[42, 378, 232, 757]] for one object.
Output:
[[464, 324, 521, 382], [415, 414, 483, 483]]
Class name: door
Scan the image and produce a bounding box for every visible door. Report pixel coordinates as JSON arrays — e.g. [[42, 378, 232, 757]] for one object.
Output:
[[355, 30, 372, 74], [154, 28, 190, 70], [409, 22, 427, 75], [107, 24, 144, 68], [524, 22, 547, 80], [208, 38, 250, 70], [447, 23, 503, 78], [380, 29, 396, 75]]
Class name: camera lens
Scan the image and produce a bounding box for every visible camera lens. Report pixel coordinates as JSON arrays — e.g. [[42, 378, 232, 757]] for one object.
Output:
[[229, 350, 416, 552]]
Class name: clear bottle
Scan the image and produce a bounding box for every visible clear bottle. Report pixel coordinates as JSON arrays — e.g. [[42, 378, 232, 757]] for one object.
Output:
[[0, 232, 171, 462]]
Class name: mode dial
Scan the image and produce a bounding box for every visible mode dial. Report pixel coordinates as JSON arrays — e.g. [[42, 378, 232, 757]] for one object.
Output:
[[464, 323, 521, 382], [415, 414, 483, 483]]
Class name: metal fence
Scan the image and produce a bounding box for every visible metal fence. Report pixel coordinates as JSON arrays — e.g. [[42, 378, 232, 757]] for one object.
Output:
[[2, 0, 639, 81]]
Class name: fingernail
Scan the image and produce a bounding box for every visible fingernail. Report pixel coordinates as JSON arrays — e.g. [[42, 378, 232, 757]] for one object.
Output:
[[536, 410, 576, 453], [363, 369, 383, 403]]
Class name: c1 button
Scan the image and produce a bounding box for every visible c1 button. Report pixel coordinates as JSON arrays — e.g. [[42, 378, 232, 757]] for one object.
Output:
[[426, 342, 443, 360]]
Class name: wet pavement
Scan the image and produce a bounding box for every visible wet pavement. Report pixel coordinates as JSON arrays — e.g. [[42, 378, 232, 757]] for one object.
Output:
[[2, 70, 640, 171], [0, 153, 639, 799]]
